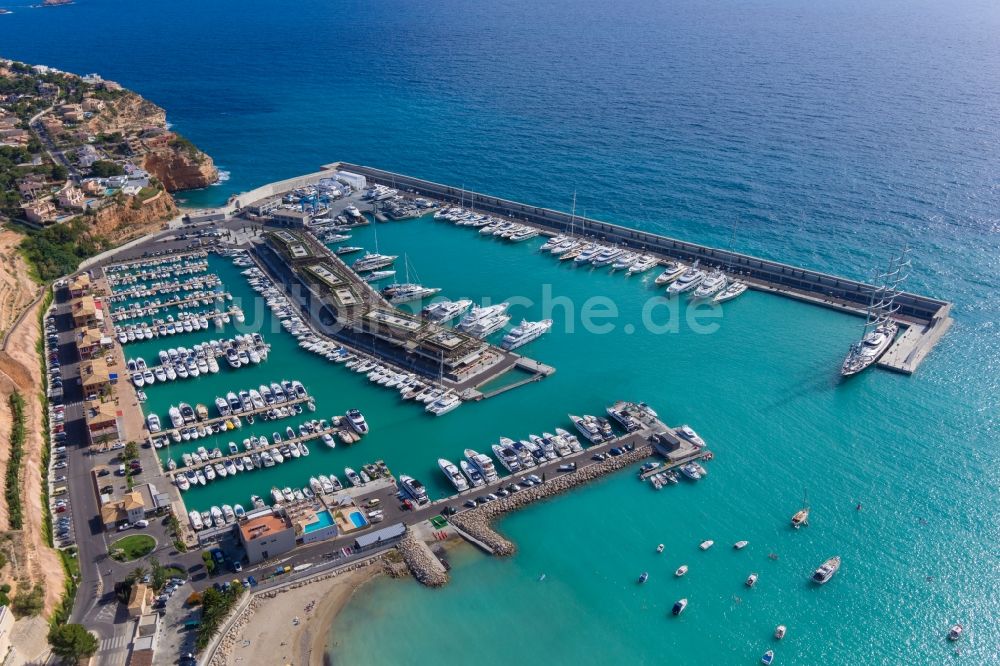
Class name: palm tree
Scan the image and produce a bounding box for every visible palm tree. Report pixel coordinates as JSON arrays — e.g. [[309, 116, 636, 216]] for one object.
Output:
[[129, 566, 147, 583]]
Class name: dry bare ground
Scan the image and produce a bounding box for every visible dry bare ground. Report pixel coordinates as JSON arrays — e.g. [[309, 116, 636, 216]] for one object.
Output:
[[0, 230, 63, 619]]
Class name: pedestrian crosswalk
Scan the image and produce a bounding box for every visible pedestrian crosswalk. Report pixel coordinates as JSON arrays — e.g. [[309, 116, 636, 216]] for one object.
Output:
[[99, 633, 130, 651]]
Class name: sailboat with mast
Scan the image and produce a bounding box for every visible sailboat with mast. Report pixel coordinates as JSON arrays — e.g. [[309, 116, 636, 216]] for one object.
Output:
[[380, 254, 441, 304], [351, 221, 398, 272], [791, 489, 810, 528], [840, 249, 910, 377]]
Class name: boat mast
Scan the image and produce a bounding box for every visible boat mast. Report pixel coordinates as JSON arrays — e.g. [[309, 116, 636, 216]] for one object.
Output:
[[569, 191, 577, 237]]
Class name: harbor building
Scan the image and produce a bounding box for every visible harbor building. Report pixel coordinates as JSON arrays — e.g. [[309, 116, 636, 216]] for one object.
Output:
[[238, 511, 296, 564], [100, 490, 147, 531], [258, 229, 527, 386]]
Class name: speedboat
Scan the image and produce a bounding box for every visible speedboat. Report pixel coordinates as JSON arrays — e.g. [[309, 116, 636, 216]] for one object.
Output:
[[761, 650, 774, 666], [656, 544, 665, 554], [671, 598, 688, 616], [678, 425, 706, 447], [699, 540, 714, 550], [637, 571, 649, 584], [673, 563, 690, 577], [811, 556, 841, 584], [438, 458, 470, 492], [745, 573, 758, 587], [146, 414, 161, 432], [774, 625, 786, 640], [734, 540, 749, 550], [666, 268, 706, 295], [948, 624, 963, 641]]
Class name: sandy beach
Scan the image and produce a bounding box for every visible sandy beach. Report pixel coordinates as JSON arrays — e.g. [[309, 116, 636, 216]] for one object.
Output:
[[225, 564, 384, 666]]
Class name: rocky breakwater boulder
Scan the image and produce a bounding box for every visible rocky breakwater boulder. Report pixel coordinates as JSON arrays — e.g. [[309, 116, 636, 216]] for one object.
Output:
[[450, 445, 654, 556], [398, 528, 450, 587]]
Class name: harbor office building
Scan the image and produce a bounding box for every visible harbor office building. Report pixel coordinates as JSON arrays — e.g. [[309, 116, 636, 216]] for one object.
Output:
[[260, 230, 492, 382], [238, 511, 296, 564]]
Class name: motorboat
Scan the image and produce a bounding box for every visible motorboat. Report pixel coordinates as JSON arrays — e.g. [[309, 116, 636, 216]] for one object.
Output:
[[811, 556, 841, 584], [215, 397, 231, 416], [734, 540, 749, 550], [399, 474, 429, 504], [745, 573, 758, 587], [168, 406, 184, 428], [761, 650, 774, 666], [460, 460, 485, 487], [671, 599, 688, 616], [491, 443, 521, 473], [345, 467, 363, 487], [464, 448, 499, 483], [346, 409, 369, 434], [439, 458, 470, 492], [680, 463, 702, 480], [637, 571, 649, 584], [352, 253, 397, 272], [146, 414, 161, 432], [627, 255, 659, 275], [656, 543, 665, 554], [948, 624, 963, 641], [422, 299, 473, 323], [774, 625, 786, 640], [678, 425, 706, 447], [699, 540, 714, 550], [500, 319, 553, 350], [675, 565, 688, 577], [570, 414, 605, 443]]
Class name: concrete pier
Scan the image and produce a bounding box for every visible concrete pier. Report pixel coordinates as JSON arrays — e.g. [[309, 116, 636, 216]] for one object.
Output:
[[326, 162, 953, 373]]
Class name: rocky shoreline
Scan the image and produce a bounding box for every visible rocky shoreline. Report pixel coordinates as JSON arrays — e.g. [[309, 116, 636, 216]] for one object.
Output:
[[449, 445, 654, 557]]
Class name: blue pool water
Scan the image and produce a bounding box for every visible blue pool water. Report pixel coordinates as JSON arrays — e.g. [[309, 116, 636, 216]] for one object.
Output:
[[303, 510, 334, 534], [348, 511, 367, 530]]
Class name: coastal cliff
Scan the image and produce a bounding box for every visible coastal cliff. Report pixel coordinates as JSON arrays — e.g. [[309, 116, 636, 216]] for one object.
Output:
[[84, 91, 219, 191], [90, 190, 176, 242], [142, 146, 218, 192]]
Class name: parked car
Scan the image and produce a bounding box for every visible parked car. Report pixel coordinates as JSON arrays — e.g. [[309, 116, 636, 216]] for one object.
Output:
[[134, 519, 149, 528]]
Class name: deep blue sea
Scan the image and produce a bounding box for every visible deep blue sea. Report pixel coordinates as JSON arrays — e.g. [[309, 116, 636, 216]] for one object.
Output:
[[3, 0, 998, 663]]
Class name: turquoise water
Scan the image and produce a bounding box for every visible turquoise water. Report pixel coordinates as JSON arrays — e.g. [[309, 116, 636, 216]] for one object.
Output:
[[304, 510, 334, 534], [2, 0, 998, 662]]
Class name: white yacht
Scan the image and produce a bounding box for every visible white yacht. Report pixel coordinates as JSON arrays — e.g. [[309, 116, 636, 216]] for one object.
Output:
[[438, 458, 470, 492], [457, 303, 509, 331], [399, 475, 429, 504], [491, 442, 522, 473], [500, 318, 553, 350], [627, 255, 659, 274], [426, 393, 462, 416], [352, 253, 397, 272], [464, 448, 499, 483], [692, 271, 727, 299], [381, 283, 442, 304], [841, 321, 898, 377], [714, 280, 748, 303], [654, 261, 687, 284], [666, 268, 706, 295], [422, 299, 473, 324], [460, 460, 486, 487]]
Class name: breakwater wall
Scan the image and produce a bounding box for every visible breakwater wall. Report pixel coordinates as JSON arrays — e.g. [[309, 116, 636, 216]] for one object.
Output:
[[332, 162, 950, 326], [398, 527, 450, 586], [449, 445, 654, 556]]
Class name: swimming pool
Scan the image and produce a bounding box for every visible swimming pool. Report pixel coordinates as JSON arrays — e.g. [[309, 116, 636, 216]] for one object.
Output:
[[303, 510, 334, 534], [348, 511, 368, 529]]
